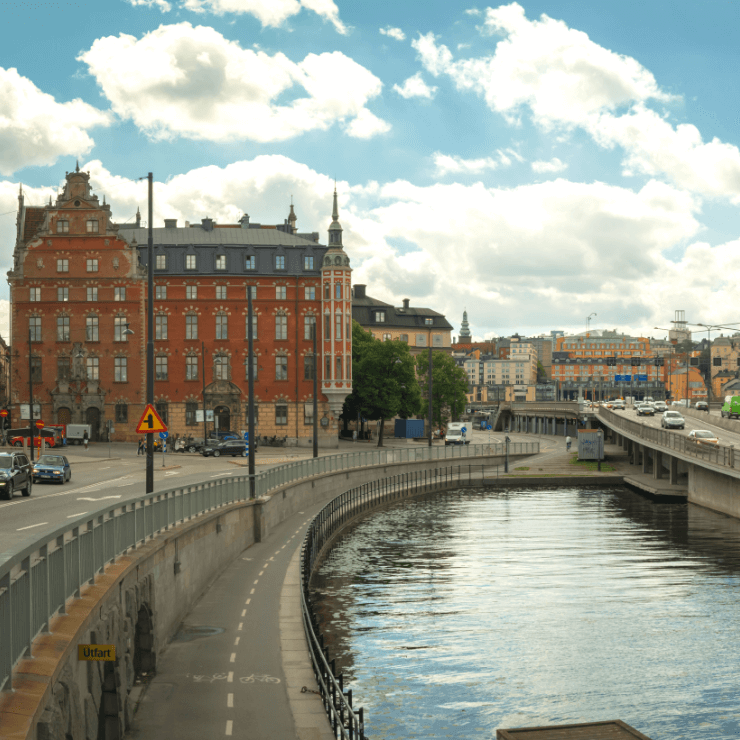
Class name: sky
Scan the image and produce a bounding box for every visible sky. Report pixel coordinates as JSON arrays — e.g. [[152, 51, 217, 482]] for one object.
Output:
[[3, 0, 740, 344]]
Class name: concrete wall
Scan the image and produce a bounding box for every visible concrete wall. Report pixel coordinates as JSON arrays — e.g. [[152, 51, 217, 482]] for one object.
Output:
[[10, 452, 517, 740], [689, 464, 740, 519]]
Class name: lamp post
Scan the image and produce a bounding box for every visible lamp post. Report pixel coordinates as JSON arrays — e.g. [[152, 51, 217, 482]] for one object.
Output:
[[201, 341, 208, 444], [141, 173, 154, 494], [311, 319, 318, 459], [28, 327, 35, 462], [247, 290, 257, 496], [428, 345, 433, 447]]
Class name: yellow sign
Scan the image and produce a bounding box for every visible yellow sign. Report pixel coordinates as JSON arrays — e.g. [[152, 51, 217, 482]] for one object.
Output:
[[78, 644, 116, 661], [136, 404, 168, 434]]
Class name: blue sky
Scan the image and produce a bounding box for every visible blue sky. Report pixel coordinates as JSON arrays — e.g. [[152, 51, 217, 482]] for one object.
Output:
[[3, 0, 740, 343]]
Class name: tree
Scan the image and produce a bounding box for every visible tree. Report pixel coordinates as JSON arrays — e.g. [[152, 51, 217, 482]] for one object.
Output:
[[341, 322, 377, 433], [416, 351, 468, 429]]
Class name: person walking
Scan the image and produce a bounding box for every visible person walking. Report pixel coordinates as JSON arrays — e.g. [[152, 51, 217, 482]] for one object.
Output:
[[137, 438, 144, 456], [83, 429, 89, 450], [566, 435, 572, 451]]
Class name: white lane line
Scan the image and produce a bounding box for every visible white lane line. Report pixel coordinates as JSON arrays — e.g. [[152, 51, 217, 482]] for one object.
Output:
[[234, 637, 240, 646], [77, 495, 122, 502], [227, 693, 234, 708], [258, 571, 264, 576], [100, 467, 111, 470], [249, 588, 255, 595], [253, 580, 259, 585], [281, 545, 286, 549], [241, 609, 246, 617], [117, 482, 136, 487], [274, 551, 281, 556], [237, 623, 243, 631], [227, 672, 233, 683], [225, 720, 233, 736], [17, 522, 49, 531], [67, 512, 88, 518], [229, 653, 236, 663], [245, 598, 251, 605], [268, 557, 274, 562]]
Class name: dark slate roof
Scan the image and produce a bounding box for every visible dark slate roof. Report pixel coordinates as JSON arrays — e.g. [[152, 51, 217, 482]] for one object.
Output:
[[352, 292, 453, 330], [23, 207, 45, 241], [119, 225, 321, 247]]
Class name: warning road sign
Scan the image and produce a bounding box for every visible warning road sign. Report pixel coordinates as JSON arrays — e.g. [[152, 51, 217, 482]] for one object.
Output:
[[136, 404, 168, 434]]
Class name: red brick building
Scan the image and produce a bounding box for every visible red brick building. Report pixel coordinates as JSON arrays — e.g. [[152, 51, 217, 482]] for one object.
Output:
[[9, 167, 352, 446]]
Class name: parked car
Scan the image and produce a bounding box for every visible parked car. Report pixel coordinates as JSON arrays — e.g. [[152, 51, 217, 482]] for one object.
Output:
[[201, 440, 249, 458], [661, 411, 685, 430], [687, 430, 719, 446], [210, 431, 241, 442], [32, 454, 71, 484], [653, 401, 667, 413], [0, 451, 33, 499], [695, 401, 709, 411], [636, 405, 655, 416]]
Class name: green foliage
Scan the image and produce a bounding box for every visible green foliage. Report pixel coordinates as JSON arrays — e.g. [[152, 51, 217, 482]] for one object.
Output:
[[415, 351, 468, 427]]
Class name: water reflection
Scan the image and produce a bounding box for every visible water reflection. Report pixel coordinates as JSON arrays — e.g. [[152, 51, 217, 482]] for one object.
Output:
[[310, 487, 740, 739]]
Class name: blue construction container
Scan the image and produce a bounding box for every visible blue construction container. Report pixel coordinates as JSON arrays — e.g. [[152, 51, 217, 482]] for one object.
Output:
[[394, 419, 425, 438]]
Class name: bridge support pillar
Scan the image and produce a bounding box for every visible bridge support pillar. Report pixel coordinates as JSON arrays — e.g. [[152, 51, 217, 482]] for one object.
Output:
[[654, 451, 663, 479], [622, 435, 628, 451], [642, 446, 651, 474], [670, 456, 678, 484], [633, 442, 641, 466]]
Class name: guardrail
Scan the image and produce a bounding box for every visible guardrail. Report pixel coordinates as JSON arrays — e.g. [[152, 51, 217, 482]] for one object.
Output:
[[597, 407, 738, 470], [300, 460, 523, 738], [0, 441, 538, 693]]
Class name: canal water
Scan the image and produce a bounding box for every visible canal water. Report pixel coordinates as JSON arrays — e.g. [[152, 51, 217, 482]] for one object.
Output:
[[310, 487, 740, 739]]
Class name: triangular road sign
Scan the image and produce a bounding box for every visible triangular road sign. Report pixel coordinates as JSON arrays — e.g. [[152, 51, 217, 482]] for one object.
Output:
[[136, 404, 168, 434]]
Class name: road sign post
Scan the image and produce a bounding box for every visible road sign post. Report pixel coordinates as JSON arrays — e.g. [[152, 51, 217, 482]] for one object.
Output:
[[159, 431, 168, 467]]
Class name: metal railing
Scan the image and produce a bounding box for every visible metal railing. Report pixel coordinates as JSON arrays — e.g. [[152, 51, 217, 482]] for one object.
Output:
[[300, 462, 515, 738], [598, 407, 739, 471], [0, 441, 538, 693]]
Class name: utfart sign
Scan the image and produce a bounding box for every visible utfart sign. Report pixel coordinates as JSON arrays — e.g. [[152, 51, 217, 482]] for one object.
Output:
[[78, 644, 116, 661]]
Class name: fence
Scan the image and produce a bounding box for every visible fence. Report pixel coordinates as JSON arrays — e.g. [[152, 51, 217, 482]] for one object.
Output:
[[0, 441, 538, 693], [300, 463, 512, 739]]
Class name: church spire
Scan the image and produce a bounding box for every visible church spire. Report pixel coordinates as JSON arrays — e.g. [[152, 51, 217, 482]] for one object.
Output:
[[328, 185, 343, 247], [459, 310, 472, 340]]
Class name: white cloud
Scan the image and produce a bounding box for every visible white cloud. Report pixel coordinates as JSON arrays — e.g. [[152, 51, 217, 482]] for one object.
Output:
[[380, 26, 405, 41], [127, 0, 172, 10], [343, 109, 391, 139], [393, 72, 437, 100], [433, 152, 510, 176], [78, 23, 387, 142], [0, 67, 111, 176], [531, 157, 567, 173], [413, 3, 740, 201]]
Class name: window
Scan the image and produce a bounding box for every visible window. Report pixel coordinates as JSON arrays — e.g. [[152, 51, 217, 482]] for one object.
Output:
[[304, 355, 315, 380], [186, 355, 199, 380], [399, 334, 408, 343], [155, 402, 168, 425], [246, 286, 256, 300], [57, 259, 68, 273], [304, 402, 314, 425], [57, 356, 70, 380], [324, 284, 330, 300], [86, 259, 98, 273], [216, 286, 226, 300], [114, 357, 128, 382], [275, 404, 288, 425], [186, 285, 197, 300], [375, 311, 385, 323], [433, 334, 443, 347], [304, 256, 314, 270], [57, 316, 70, 342], [245, 355, 258, 380], [86, 356, 99, 380], [215, 255, 226, 270], [245, 256, 256, 271], [58, 287, 69, 302], [275, 255, 285, 270], [115, 404, 128, 423], [155, 314, 168, 340], [30, 357, 42, 382], [382, 333, 391, 341], [214, 355, 229, 380], [156, 285, 167, 300], [87, 287, 98, 302], [86, 219, 99, 233], [86, 315, 99, 341], [114, 317, 129, 342], [114, 287, 126, 301], [324, 314, 331, 339], [304, 315, 316, 340], [156, 254, 167, 270], [416, 334, 426, 346], [336, 357, 342, 380], [325, 355, 331, 380], [186, 254, 197, 270], [276, 286, 286, 300], [56, 220, 69, 234], [216, 312, 228, 340], [185, 314, 198, 340], [246, 314, 258, 340], [276, 355, 288, 380], [275, 313, 287, 340], [335, 284, 342, 299], [185, 402, 198, 426], [425, 318, 433, 326], [155, 356, 168, 380], [305, 286, 316, 300], [30, 288, 40, 302], [335, 314, 342, 341]]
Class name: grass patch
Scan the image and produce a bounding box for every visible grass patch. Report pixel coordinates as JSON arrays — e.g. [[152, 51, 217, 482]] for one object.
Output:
[[514, 466, 530, 471], [569, 454, 615, 472]]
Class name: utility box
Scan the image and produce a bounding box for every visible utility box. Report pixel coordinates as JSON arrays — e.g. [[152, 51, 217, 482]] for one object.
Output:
[[578, 428, 604, 461], [394, 419, 425, 438]]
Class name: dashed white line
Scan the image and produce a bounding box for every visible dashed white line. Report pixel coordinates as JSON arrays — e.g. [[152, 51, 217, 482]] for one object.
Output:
[[17, 522, 48, 531], [258, 571, 264, 576], [67, 512, 88, 518], [234, 637, 240, 646], [230, 653, 236, 663], [253, 580, 259, 585], [241, 609, 246, 617], [227, 693, 234, 708], [237, 623, 243, 631], [245, 598, 251, 605], [227, 672, 233, 683], [249, 589, 255, 595], [225, 720, 233, 736]]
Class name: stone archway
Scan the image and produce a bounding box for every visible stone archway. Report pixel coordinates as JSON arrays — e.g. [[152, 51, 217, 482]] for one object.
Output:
[[134, 604, 156, 681]]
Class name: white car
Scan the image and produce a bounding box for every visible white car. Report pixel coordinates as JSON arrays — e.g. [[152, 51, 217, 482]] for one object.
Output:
[[653, 401, 667, 413]]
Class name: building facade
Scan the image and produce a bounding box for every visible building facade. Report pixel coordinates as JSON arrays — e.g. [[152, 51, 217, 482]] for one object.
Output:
[[9, 168, 352, 445]]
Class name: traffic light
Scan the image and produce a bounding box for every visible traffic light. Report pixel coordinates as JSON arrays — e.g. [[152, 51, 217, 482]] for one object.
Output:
[[654, 357, 664, 366], [631, 357, 640, 366]]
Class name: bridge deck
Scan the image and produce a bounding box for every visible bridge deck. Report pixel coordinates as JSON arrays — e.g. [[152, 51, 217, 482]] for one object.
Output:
[[623, 474, 688, 497], [497, 719, 652, 739]]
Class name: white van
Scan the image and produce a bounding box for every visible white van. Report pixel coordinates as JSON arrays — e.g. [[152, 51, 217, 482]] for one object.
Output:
[[66, 424, 92, 445], [445, 422, 470, 446]]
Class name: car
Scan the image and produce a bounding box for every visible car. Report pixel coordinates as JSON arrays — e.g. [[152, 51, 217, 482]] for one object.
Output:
[[636, 405, 655, 416], [0, 451, 33, 500], [653, 401, 667, 413], [210, 431, 241, 442], [695, 401, 709, 411], [661, 411, 685, 430], [687, 430, 719, 446], [201, 440, 249, 458], [32, 454, 71, 484], [612, 400, 625, 410]]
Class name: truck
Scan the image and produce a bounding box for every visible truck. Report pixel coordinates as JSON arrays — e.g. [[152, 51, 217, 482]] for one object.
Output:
[[66, 424, 92, 445], [721, 396, 740, 419], [445, 422, 470, 446]]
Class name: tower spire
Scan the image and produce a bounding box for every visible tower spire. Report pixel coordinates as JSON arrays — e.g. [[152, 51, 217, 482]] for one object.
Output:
[[328, 184, 343, 247], [459, 310, 472, 340]]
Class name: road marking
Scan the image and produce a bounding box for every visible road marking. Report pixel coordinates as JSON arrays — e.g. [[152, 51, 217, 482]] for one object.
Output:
[[227, 693, 234, 708], [117, 482, 136, 487], [230, 653, 236, 663], [77, 495, 122, 502], [241, 609, 246, 617], [237, 622, 243, 631], [234, 637, 240, 646], [227, 672, 233, 683], [245, 598, 251, 605], [100, 467, 111, 470], [249, 588, 255, 595], [67, 512, 88, 518], [258, 571, 264, 576], [253, 580, 259, 585], [225, 720, 233, 736], [17, 522, 48, 531]]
